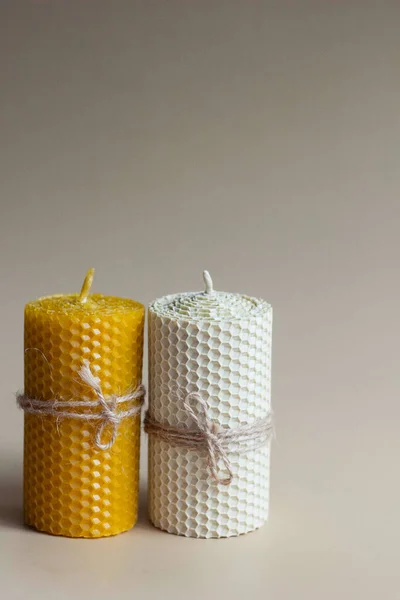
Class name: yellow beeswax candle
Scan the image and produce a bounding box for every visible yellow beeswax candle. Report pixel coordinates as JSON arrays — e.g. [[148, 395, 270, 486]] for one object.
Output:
[[23, 269, 145, 538]]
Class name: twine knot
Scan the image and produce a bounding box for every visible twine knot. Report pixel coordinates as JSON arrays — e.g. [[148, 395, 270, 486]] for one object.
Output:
[[144, 392, 273, 486], [17, 365, 145, 451], [183, 392, 233, 485], [79, 365, 127, 450]]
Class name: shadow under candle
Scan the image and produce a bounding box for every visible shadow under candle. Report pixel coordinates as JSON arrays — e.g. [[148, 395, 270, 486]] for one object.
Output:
[[0, 467, 24, 531], [135, 478, 153, 531]]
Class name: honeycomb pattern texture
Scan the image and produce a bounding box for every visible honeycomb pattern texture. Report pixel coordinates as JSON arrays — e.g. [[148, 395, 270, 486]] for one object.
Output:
[[148, 284, 272, 538], [24, 293, 144, 538]]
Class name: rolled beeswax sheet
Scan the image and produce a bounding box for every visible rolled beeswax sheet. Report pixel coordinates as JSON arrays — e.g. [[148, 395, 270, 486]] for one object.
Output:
[[148, 273, 272, 538], [24, 291, 144, 538]]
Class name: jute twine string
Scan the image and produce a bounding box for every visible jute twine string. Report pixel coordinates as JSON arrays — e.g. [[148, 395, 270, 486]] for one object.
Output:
[[17, 365, 145, 450], [144, 392, 273, 485]]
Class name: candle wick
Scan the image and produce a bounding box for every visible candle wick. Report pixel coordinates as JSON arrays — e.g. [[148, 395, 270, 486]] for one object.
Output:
[[203, 270, 214, 294], [79, 268, 95, 303]]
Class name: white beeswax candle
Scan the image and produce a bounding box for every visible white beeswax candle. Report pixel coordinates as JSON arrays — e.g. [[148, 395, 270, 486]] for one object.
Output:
[[147, 272, 273, 538]]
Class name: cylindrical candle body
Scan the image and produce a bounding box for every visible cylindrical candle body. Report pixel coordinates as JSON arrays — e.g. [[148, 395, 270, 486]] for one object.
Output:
[[24, 294, 144, 538], [148, 289, 272, 538]]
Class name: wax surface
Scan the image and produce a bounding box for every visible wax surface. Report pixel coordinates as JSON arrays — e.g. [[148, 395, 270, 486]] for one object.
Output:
[[24, 293, 144, 538]]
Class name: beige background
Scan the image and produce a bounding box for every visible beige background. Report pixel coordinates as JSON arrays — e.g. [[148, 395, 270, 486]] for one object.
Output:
[[1, 1, 399, 598]]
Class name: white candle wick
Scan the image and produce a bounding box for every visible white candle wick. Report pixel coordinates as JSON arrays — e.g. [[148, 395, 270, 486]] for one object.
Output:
[[203, 270, 214, 294]]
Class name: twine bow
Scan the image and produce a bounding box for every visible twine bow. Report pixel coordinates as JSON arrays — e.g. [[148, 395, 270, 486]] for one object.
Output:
[[182, 392, 233, 485], [144, 392, 273, 486], [16, 365, 145, 451], [78, 365, 145, 450]]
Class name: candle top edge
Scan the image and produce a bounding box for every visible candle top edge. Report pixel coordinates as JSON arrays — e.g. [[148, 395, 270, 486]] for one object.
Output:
[[149, 290, 272, 323], [25, 293, 145, 315]]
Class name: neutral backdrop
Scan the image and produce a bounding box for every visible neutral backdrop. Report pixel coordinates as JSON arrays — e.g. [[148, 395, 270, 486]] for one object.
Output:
[[1, 1, 399, 598]]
